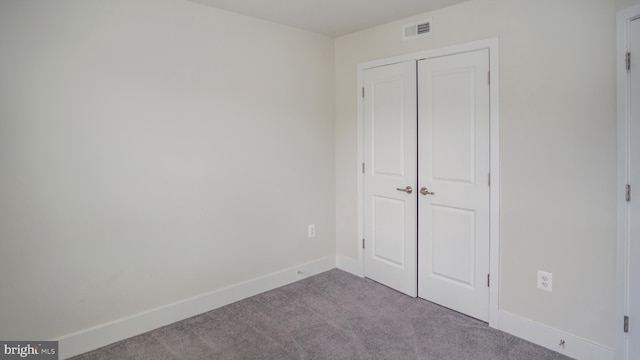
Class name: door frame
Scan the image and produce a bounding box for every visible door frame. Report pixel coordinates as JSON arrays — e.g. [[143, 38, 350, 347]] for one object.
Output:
[[616, 4, 640, 360], [356, 37, 500, 327]]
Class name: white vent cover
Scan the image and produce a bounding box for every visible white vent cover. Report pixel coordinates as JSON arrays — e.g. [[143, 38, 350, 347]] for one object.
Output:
[[403, 19, 432, 41]]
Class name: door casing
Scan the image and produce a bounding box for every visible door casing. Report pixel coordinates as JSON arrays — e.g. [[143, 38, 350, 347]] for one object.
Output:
[[616, 4, 640, 360], [356, 38, 500, 327]]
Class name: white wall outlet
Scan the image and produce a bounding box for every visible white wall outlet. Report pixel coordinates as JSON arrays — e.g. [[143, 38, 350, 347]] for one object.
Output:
[[537, 270, 553, 292], [307, 224, 316, 238]]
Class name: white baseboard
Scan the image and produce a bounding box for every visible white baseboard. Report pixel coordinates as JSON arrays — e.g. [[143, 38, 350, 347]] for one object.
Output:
[[496, 310, 614, 360], [336, 255, 362, 277], [56, 256, 336, 359], [55, 256, 615, 360]]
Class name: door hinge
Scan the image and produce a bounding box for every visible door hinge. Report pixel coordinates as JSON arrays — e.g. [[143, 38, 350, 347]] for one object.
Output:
[[487, 274, 490, 287], [626, 52, 631, 71], [487, 71, 491, 85], [362, 87, 365, 98], [362, 163, 365, 174], [362, 238, 365, 249], [488, 173, 491, 187], [626, 184, 632, 202], [624, 315, 630, 333]]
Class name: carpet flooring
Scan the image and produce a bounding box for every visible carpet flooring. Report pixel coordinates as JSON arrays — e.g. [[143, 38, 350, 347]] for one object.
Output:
[[70, 269, 573, 360]]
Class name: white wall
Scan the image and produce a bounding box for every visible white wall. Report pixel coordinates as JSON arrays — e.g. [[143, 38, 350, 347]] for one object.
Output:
[[0, 0, 335, 341], [335, 0, 617, 348], [618, 0, 640, 10]]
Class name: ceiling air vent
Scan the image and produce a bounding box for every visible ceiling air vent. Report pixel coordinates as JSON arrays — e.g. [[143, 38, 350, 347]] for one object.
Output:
[[403, 19, 432, 41]]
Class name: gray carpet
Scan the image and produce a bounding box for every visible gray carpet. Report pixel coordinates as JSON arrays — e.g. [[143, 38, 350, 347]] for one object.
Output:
[[70, 269, 573, 360]]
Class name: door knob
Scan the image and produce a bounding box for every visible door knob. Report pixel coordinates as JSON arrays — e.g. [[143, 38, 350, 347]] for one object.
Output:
[[396, 186, 413, 194], [420, 187, 435, 196]]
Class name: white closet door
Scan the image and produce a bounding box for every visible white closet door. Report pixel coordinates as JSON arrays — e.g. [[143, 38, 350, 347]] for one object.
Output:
[[363, 61, 417, 297], [417, 49, 491, 321]]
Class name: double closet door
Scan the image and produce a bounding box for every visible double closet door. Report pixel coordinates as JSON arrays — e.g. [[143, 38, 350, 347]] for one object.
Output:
[[363, 49, 490, 321]]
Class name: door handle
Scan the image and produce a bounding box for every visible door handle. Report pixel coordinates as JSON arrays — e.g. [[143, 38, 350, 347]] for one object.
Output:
[[396, 186, 413, 194], [420, 187, 435, 196]]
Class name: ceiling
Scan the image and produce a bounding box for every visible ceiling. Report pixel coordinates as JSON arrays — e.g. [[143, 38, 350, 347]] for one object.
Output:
[[187, 0, 470, 37]]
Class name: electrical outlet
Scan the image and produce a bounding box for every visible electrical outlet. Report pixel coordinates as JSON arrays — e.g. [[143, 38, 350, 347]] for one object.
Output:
[[537, 271, 553, 292], [307, 224, 316, 238]]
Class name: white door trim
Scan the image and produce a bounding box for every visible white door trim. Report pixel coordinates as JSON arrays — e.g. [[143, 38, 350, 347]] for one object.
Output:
[[616, 4, 640, 360], [356, 37, 500, 327]]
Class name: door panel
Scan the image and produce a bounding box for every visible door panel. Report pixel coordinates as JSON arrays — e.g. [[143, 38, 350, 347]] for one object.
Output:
[[431, 69, 475, 183], [431, 205, 475, 287], [363, 61, 417, 297], [418, 49, 490, 321], [372, 79, 407, 177], [372, 196, 406, 266]]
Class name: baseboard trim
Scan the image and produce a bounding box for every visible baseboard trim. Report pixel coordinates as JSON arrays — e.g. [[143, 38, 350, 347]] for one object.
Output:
[[55, 257, 614, 360], [496, 310, 614, 360], [336, 255, 362, 277], [56, 256, 336, 359]]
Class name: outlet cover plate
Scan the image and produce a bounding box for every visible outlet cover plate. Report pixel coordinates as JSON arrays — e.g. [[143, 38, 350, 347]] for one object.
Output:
[[537, 270, 553, 292]]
